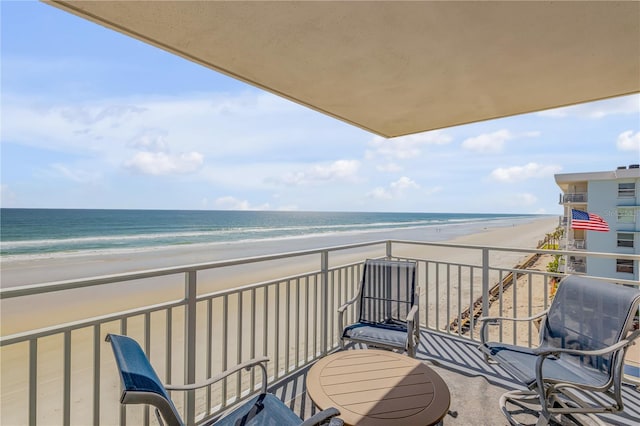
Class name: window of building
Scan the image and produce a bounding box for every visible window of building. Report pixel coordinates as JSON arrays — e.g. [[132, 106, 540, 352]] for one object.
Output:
[[617, 233, 635, 248], [618, 208, 636, 223], [618, 182, 635, 197], [616, 259, 634, 274]]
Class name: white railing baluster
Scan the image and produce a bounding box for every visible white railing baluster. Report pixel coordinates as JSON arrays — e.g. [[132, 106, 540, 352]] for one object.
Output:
[[221, 294, 228, 407], [206, 299, 212, 414], [527, 273, 533, 346], [435, 263, 440, 330], [446, 264, 451, 334], [184, 270, 197, 424], [498, 270, 504, 341], [512, 274, 517, 345], [468, 268, 474, 341], [320, 251, 329, 356], [250, 288, 256, 391], [29, 339, 37, 426], [285, 280, 290, 373], [481, 248, 489, 326], [295, 278, 300, 369], [93, 324, 101, 426], [166, 308, 172, 385], [63, 330, 71, 426], [236, 291, 242, 400], [304, 276, 309, 363], [274, 283, 280, 378]]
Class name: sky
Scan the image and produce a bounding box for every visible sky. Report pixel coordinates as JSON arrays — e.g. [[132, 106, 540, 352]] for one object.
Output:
[[1, 1, 639, 215]]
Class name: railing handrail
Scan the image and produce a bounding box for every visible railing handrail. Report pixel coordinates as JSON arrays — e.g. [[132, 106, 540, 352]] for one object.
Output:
[[2, 240, 637, 300], [0, 240, 387, 299]]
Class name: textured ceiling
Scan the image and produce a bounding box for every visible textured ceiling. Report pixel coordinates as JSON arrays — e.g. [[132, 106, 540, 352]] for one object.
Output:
[[47, 1, 640, 137]]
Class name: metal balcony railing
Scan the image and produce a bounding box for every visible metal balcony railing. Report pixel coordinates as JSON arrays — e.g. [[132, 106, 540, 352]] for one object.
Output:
[[563, 239, 586, 250], [559, 192, 588, 204], [1, 241, 638, 426]]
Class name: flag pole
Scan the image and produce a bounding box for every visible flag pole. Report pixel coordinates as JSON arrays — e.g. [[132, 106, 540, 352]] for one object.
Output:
[[565, 206, 570, 274]]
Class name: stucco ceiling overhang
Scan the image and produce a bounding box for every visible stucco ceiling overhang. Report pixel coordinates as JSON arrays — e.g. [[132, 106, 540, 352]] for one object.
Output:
[[45, 1, 640, 138]]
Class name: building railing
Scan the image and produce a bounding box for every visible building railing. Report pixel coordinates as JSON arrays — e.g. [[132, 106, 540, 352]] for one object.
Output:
[[1, 241, 638, 425], [559, 192, 588, 204], [561, 239, 586, 250]]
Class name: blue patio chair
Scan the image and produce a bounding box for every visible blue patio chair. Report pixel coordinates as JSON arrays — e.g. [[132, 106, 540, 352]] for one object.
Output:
[[106, 334, 341, 426], [479, 275, 640, 426], [338, 258, 420, 357]]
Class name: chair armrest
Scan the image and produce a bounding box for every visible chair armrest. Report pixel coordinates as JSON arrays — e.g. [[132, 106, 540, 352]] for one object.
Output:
[[337, 295, 358, 314], [534, 329, 640, 389], [338, 292, 361, 336], [165, 356, 269, 393], [479, 309, 548, 324], [405, 304, 419, 324], [480, 310, 548, 345], [534, 329, 640, 358], [299, 407, 341, 426]]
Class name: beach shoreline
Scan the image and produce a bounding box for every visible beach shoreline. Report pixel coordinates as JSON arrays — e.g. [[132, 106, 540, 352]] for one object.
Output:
[[0, 215, 556, 286]]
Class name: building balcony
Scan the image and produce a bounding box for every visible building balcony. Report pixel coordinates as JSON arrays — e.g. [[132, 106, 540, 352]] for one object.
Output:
[[559, 192, 588, 204], [560, 238, 586, 250], [1, 241, 638, 425]]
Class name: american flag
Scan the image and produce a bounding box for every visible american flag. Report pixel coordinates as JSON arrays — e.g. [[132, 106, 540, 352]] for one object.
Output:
[[571, 209, 609, 232]]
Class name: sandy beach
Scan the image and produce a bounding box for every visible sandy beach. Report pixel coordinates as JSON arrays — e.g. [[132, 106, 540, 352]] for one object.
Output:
[[1, 216, 559, 425]]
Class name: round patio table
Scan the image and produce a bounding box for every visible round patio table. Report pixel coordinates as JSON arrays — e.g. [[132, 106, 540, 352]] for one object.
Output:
[[306, 349, 450, 426]]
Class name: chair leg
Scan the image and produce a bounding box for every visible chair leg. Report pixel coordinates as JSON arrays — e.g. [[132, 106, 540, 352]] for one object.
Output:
[[534, 414, 550, 426], [407, 343, 416, 358], [499, 389, 547, 426]]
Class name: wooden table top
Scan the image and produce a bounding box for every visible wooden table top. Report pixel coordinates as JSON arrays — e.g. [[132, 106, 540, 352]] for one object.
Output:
[[306, 349, 450, 426]]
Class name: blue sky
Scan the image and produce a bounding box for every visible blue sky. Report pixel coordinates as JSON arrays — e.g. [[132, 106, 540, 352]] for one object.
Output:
[[1, 1, 639, 214]]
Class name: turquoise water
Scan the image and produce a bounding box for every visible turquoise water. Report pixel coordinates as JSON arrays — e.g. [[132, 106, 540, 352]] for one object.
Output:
[[0, 209, 537, 258]]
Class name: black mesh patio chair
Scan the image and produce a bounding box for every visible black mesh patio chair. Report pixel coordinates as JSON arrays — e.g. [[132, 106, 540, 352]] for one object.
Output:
[[338, 258, 419, 357], [479, 275, 640, 426], [106, 334, 342, 426]]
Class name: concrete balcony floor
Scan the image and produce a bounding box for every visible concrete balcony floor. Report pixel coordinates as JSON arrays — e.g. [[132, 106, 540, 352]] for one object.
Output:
[[266, 329, 640, 426]]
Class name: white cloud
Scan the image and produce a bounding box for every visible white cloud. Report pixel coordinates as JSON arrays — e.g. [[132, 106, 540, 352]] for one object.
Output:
[[367, 176, 420, 200], [462, 129, 512, 153], [616, 130, 640, 152], [537, 94, 640, 118], [125, 151, 204, 175], [1, 91, 333, 164], [424, 186, 443, 196], [376, 162, 402, 172], [129, 131, 169, 152], [214, 196, 270, 210], [390, 176, 420, 191], [274, 159, 360, 186], [490, 162, 562, 182], [514, 193, 538, 206], [50, 163, 102, 183], [367, 187, 393, 200], [366, 130, 452, 160]]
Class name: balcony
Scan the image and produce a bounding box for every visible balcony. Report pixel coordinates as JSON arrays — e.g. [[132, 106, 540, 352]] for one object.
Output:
[[1, 241, 638, 425], [564, 255, 587, 274], [559, 192, 588, 204], [564, 239, 586, 250]]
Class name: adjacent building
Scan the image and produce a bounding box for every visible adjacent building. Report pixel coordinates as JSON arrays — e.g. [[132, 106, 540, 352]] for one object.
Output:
[[555, 164, 640, 281]]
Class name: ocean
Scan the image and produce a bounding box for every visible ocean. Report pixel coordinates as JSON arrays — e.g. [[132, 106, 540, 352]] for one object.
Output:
[[0, 208, 539, 260]]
